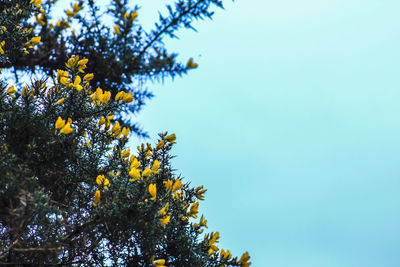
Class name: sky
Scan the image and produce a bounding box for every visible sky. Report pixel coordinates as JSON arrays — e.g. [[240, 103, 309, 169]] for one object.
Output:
[[50, 0, 400, 265], [129, 0, 400, 266]]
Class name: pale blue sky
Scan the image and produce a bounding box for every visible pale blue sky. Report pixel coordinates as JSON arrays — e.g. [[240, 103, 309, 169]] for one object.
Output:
[[42, 0, 400, 265], [130, 0, 400, 266]]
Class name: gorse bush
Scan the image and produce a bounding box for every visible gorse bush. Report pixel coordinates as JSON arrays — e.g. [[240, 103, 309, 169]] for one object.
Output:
[[0, 0, 251, 266]]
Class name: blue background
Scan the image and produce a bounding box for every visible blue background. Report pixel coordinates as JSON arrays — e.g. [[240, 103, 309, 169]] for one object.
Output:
[[57, 0, 400, 265], [133, 1, 400, 266]]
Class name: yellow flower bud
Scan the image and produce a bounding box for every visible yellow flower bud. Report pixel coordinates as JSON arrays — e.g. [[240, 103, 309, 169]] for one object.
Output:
[[142, 167, 151, 177], [121, 127, 130, 137], [60, 122, 73, 134], [93, 190, 101, 206], [148, 184, 156, 201], [114, 25, 120, 34], [122, 91, 133, 103], [98, 116, 106, 126], [121, 149, 130, 158], [129, 168, 141, 181], [152, 160, 160, 174], [156, 140, 165, 150], [55, 116, 66, 129], [165, 133, 176, 142], [56, 97, 65, 105], [172, 178, 183, 192], [31, 36, 41, 45], [83, 73, 94, 81]]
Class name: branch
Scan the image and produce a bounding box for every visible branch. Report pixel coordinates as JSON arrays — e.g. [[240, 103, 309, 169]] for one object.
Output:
[[11, 247, 61, 252], [136, 0, 204, 59], [0, 239, 19, 259]]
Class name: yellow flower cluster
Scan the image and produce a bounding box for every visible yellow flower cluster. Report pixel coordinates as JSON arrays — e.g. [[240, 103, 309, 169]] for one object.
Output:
[[55, 116, 73, 134], [193, 215, 208, 233], [0, 41, 5, 55], [188, 202, 199, 218], [65, 55, 88, 73], [238, 251, 251, 267], [207, 232, 220, 254], [115, 91, 134, 103], [32, 0, 42, 8], [220, 249, 232, 260], [25, 36, 41, 49], [91, 87, 111, 105], [123, 10, 138, 21], [96, 175, 110, 189], [65, 3, 82, 18]]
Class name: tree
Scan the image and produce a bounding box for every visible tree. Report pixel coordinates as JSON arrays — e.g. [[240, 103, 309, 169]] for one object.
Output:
[[0, 0, 251, 266]]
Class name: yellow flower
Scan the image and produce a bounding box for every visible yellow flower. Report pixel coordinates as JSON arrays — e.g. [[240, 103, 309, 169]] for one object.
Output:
[[96, 175, 110, 189], [73, 3, 82, 12], [160, 216, 170, 227], [186, 57, 198, 69], [72, 76, 83, 91], [55, 116, 66, 129], [7, 85, 16, 97], [142, 167, 151, 177], [163, 180, 173, 192], [159, 203, 169, 215], [60, 122, 73, 134], [101, 91, 111, 104], [156, 140, 165, 150], [115, 91, 125, 101], [22, 86, 27, 96], [122, 91, 133, 103], [121, 149, 130, 158], [36, 14, 45, 26], [31, 36, 41, 45], [114, 25, 120, 34], [59, 76, 69, 85], [220, 249, 232, 260], [96, 174, 104, 185], [56, 98, 65, 105], [93, 190, 101, 206], [77, 59, 88, 72], [188, 202, 199, 218], [65, 9, 74, 17], [33, 0, 42, 8], [195, 185, 207, 201], [129, 168, 140, 181], [124, 12, 129, 20], [148, 184, 156, 201], [199, 215, 208, 228], [152, 259, 166, 266], [121, 127, 130, 137], [0, 40, 5, 55], [130, 157, 141, 169], [131, 10, 138, 21], [165, 133, 176, 143], [98, 116, 106, 126], [111, 121, 121, 136], [172, 178, 183, 192], [83, 73, 94, 81], [152, 160, 160, 174], [238, 251, 251, 266], [208, 232, 220, 254]]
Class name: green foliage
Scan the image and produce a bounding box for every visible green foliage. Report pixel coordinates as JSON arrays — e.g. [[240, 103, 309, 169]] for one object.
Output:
[[0, 0, 222, 136], [0, 0, 251, 266]]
